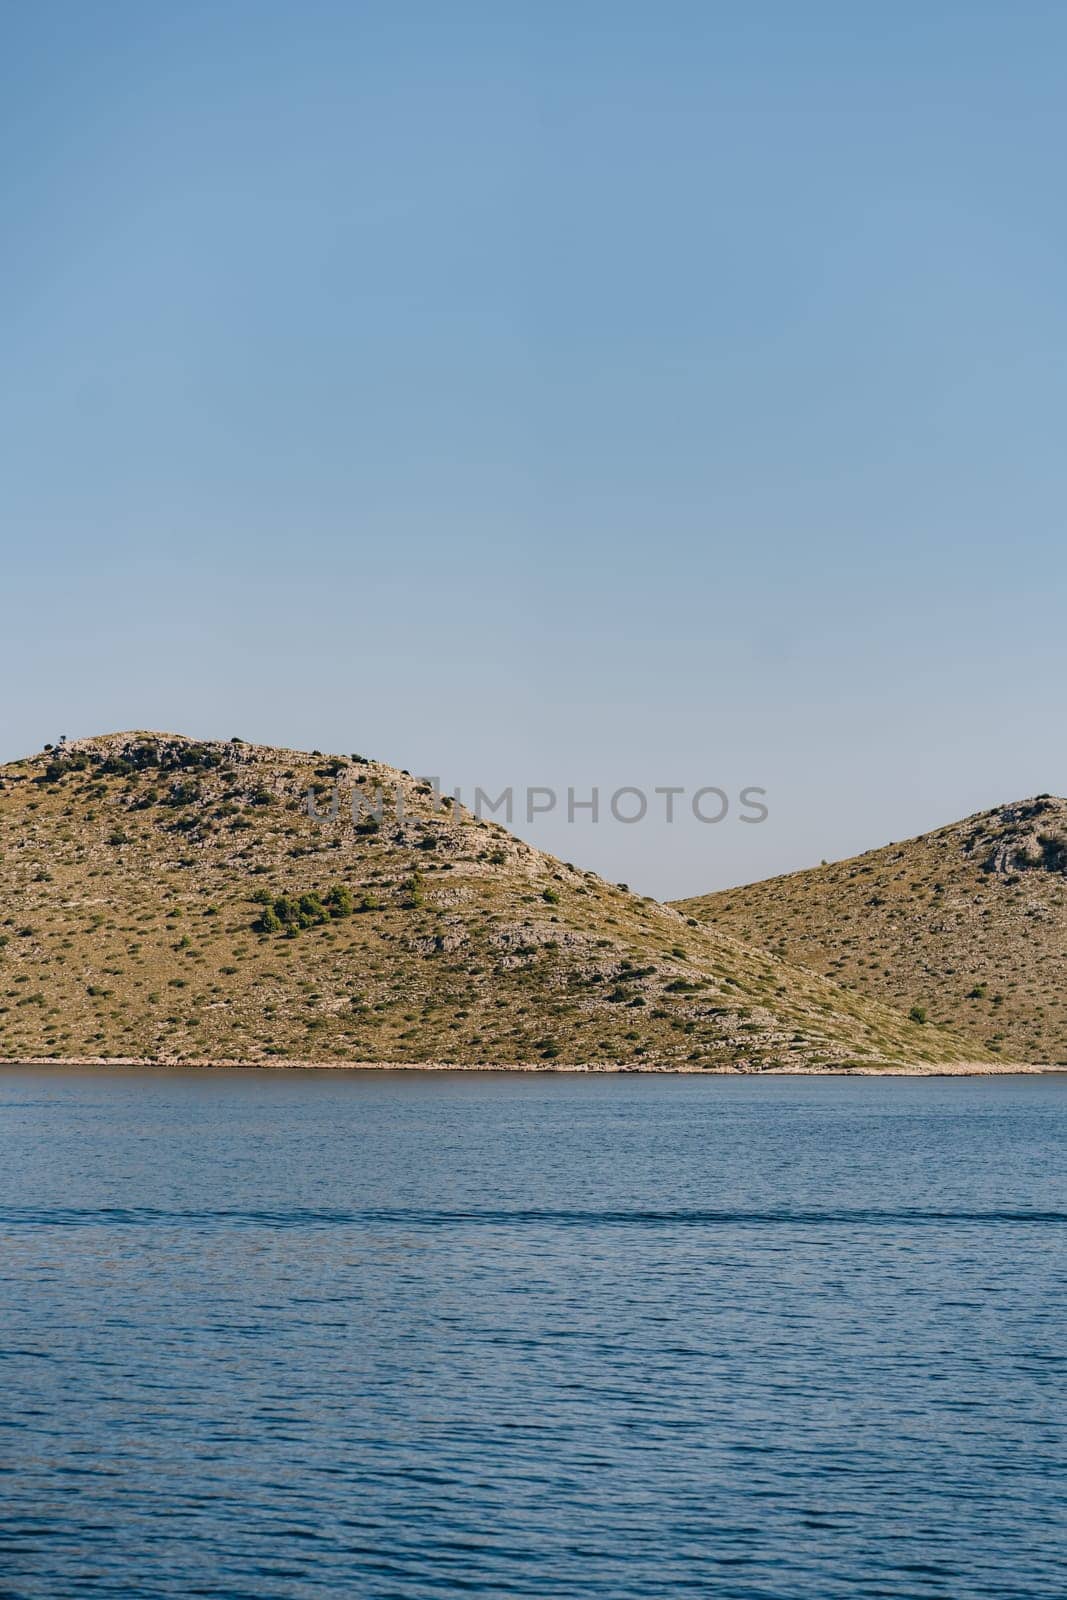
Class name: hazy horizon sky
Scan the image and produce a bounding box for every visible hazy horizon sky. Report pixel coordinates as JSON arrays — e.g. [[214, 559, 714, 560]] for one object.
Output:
[[3, 2, 1065, 898]]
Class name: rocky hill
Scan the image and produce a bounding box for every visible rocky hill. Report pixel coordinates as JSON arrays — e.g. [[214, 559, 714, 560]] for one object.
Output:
[[0, 733, 1000, 1071], [677, 797, 1067, 1065]]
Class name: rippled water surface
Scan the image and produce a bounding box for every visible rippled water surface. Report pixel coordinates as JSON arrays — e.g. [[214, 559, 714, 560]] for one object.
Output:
[[1, 1068, 1064, 1598]]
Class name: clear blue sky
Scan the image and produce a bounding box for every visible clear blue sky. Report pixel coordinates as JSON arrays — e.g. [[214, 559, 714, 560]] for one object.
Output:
[[2, 1, 1065, 898]]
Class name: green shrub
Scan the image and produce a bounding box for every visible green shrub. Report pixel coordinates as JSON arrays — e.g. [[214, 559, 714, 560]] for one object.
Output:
[[165, 781, 201, 807], [325, 885, 354, 917], [252, 885, 348, 933], [1039, 832, 1067, 872]]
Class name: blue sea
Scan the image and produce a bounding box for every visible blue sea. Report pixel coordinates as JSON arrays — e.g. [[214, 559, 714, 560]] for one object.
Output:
[[0, 1068, 1064, 1598]]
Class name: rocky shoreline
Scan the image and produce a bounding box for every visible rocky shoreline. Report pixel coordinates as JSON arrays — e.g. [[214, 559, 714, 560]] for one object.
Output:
[[0, 1056, 1055, 1076]]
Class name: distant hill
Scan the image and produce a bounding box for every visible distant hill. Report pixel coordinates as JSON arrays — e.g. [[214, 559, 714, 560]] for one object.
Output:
[[677, 797, 1067, 1065], [0, 733, 996, 1072]]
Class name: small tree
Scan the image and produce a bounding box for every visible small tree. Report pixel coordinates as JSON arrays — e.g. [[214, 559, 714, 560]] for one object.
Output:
[[325, 885, 355, 917], [297, 892, 327, 925]]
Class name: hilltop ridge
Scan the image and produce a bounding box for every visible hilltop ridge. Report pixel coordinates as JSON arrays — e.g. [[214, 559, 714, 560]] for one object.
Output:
[[676, 796, 1067, 1064]]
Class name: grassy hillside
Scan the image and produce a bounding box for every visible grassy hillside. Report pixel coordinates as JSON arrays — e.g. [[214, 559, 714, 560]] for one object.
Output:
[[677, 797, 1067, 1065], [0, 733, 999, 1071]]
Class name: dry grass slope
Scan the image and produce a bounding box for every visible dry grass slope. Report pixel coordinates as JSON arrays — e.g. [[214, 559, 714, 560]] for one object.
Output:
[[677, 797, 1067, 1065], [0, 733, 1000, 1071]]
